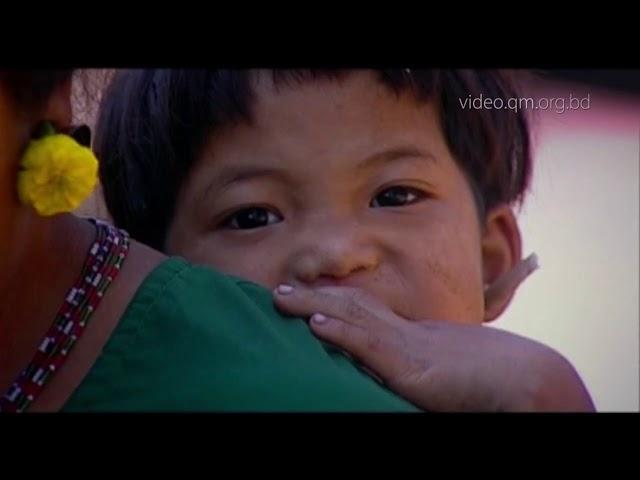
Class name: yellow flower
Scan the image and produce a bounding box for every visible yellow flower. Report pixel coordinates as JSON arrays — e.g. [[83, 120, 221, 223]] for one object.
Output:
[[17, 134, 98, 216]]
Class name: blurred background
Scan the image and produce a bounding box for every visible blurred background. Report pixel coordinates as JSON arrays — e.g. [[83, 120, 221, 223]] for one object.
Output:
[[494, 70, 639, 412], [74, 69, 640, 412]]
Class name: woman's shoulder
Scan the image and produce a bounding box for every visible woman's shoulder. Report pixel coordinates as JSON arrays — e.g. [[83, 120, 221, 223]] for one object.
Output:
[[122, 244, 268, 324], [63, 237, 419, 412], [62, 243, 286, 411]]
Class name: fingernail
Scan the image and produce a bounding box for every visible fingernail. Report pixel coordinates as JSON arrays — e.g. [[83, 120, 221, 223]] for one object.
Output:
[[311, 313, 328, 324], [276, 284, 294, 295]]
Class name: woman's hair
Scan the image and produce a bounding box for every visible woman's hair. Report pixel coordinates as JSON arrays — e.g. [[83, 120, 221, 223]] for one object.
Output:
[[95, 69, 534, 251]]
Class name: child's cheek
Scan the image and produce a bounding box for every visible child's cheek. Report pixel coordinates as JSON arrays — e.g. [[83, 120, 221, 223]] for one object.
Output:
[[397, 219, 484, 323]]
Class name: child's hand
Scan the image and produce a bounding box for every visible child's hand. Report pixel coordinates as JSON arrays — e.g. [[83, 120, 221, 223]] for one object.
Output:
[[273, 268, 595, 412]]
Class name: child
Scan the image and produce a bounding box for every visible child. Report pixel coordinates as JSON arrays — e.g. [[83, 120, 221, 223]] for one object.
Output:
[[94, 69, 594, 411]]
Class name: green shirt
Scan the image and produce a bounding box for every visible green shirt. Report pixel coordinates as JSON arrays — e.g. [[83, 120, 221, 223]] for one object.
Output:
[[63, 258, 419, 412]]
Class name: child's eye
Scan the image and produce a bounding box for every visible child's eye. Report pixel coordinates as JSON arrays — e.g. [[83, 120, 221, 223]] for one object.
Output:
[[222, 207, 283, 230], [370, 186, 426, 208]]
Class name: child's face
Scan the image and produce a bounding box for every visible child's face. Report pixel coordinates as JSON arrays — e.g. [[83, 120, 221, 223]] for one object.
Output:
[[167, 71, 490, 324]]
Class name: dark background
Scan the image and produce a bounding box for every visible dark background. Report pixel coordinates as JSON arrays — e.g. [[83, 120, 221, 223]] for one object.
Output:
[[545, 70, 640, 95]]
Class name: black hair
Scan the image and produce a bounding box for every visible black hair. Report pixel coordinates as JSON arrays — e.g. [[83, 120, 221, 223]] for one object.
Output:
[[95, 69, 533, 251]]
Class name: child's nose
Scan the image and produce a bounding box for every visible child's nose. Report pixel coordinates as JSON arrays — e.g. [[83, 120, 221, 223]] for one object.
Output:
[[288, 222, 381, 285]]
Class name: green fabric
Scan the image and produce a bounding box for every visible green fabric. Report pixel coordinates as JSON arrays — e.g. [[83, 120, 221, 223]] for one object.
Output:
[[63, 258, 419, 412]]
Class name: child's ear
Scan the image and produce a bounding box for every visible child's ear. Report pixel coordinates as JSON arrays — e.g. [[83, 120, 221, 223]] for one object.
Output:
[[481, 204, 522, 322]]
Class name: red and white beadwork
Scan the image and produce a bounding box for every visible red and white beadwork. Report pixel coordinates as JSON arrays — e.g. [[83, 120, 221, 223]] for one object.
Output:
[[0, 219, 130, 413]]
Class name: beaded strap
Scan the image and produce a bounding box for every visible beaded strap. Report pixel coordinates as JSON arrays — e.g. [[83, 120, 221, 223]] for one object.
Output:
[[0, 219, 130, 413]]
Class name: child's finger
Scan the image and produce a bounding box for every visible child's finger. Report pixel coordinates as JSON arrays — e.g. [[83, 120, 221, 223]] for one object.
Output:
[[308, 313, 392, 382], [273, 284, 384, 329]]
